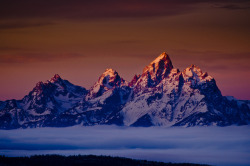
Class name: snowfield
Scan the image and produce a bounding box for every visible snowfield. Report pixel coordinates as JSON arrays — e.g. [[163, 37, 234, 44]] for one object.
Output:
[[1, 52, 249, 129]]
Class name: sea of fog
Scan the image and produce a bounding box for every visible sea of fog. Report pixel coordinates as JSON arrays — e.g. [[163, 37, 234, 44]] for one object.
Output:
[[0, 125, 250, 166]]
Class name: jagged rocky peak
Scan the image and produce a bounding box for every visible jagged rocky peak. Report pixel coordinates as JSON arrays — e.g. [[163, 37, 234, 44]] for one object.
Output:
[[87, 68, 127, 99], [28, 74, 63, 99], [182, 64, 213, 83], [33, 81, 46, 93], [97, 68, 126, 88], [183, 65, 202, 77], [134, 52, 174, 89], [31, 74, 62, 96], [49, 74, 62, 83], [29, 81, 51, 98], [142, 52, 173, 76]]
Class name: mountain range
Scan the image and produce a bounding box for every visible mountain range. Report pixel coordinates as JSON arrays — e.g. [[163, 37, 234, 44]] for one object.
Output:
[[0, 52, 249, 129]]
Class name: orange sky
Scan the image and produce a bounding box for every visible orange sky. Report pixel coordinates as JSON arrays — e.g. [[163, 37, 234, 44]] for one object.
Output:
[[0, 0, 250, 100]]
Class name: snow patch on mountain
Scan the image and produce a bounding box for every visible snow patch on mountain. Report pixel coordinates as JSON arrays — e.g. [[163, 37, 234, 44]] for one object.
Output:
[[0, 52, 249, 129]]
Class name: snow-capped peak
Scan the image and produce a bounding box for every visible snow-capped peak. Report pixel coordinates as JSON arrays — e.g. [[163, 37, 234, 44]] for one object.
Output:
[[101, 68, 116, 78], [87, 68, 127, 99], [183, 65, 202, 77], [142, 52, 173, 75], [134, 52, 174, 89], [97, 68, 123, 87], [28, 81, 49, 98], [49, 74, 62, 83], [150, 52, 171, 65], [182, 64, 213, 86], [34, 81, 44, 91]]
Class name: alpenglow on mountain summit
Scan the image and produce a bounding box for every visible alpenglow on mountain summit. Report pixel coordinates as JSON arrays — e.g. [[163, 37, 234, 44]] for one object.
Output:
[[0, 52, 249, 129]]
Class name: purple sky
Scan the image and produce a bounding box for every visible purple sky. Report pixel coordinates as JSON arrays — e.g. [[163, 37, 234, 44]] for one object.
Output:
[[0, 0, 250, 100]]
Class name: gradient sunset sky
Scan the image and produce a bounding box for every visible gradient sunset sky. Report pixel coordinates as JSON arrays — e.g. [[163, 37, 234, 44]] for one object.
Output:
[[0, 0, 250, 100]]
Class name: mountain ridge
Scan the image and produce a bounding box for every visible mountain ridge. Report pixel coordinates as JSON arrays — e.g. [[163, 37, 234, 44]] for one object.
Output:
[[0, 52, 249, 129]]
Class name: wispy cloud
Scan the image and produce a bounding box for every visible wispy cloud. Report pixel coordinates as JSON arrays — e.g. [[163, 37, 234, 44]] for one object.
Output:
[[0, 53, 84, 64], [0, 22, 54, 30], [169, 49, 250, 71], [1, 0, 249, 22], [0, 47, 23, 51], [214, 4, 250, 10]]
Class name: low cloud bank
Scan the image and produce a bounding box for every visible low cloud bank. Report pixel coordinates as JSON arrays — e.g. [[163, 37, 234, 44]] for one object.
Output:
[[0, 126, 250, 166]]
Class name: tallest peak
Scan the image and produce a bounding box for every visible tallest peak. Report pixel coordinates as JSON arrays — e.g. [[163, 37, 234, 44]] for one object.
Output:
[[141, 52, 174, 85], [151, 52, 171, 65], [161, 52, 168, 56], [143, 52, 173, 73]]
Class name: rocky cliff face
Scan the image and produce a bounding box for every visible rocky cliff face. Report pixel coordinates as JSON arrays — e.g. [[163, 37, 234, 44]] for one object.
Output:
[[0, 52, 249, 129], [0, 74, 87, 129]]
